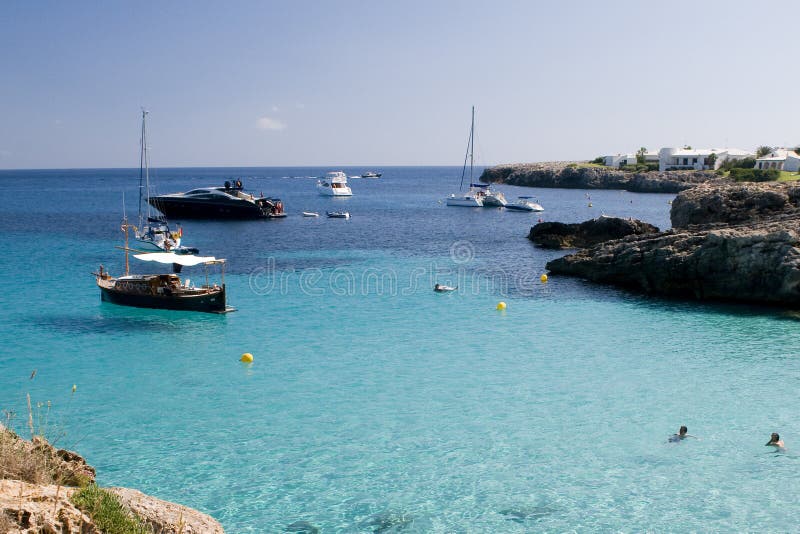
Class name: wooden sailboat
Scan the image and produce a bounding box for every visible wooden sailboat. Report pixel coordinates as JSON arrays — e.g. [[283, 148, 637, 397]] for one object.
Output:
[[95, 218, 233, 313]]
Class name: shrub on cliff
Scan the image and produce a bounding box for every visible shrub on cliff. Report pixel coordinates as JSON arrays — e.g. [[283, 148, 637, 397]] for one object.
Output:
[[729, 168, 779, 182], [621, 163, 658, 173], [720, 157, 756, 171]]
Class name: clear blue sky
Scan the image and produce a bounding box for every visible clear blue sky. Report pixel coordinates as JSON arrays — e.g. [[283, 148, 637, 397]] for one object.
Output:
[[1, 0, 797, 169]]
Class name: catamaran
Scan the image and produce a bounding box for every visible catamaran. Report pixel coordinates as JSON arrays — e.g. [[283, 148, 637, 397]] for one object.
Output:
[[446, 107, 484, 207]]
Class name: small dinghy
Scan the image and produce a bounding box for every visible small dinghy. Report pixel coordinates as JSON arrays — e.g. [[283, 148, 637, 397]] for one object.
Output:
[[434, 284, 457, 292], [326, 211, 350, 219], [302, 211, 319, 217]]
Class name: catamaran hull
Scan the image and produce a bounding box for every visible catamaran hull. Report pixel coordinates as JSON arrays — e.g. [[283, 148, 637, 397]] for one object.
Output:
[[99, 285, 229, 313], [446, 197, 483, 207]]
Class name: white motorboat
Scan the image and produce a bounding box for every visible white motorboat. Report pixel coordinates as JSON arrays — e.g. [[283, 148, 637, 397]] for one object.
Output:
[[473, 184, 508, 207], [505, 197, 544, 212], [302, 211, 319, 217], [446, 107, 484, 208], [326, 211, 350, 219], [361, 171, 382, 178], [317, 171, 353, 196]]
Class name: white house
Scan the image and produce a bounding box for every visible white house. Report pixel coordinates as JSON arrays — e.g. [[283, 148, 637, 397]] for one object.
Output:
[[604, 151, 659, 168], [658, 147, 753, 171], [755, 148, 800, 172]]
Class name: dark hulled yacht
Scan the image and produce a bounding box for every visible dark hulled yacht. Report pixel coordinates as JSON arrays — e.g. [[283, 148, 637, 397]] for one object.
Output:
[[149, 180, 286, 219]]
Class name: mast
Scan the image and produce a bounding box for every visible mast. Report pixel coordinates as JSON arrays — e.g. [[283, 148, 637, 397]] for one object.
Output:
[[138, 109, 150, 231], [469, 106, 474, 185], [459, 106, 476, 191]]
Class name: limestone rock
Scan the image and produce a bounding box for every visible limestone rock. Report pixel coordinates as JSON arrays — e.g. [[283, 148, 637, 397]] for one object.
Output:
[[0, 479, 93, 534], [529, 216, 659, 249], [545, 216, 800, 305], [670, 181, 800, 228], [480, 162, 722, 193], [108, 487, 224, 534]]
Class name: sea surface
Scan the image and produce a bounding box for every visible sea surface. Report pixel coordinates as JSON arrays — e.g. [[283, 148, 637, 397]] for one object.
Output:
[[1, 167, 799, 532]]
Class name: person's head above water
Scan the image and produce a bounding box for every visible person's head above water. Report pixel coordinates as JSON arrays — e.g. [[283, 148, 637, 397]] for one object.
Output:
[[766, 432, 784, 447], [679, 426, 688, 436]]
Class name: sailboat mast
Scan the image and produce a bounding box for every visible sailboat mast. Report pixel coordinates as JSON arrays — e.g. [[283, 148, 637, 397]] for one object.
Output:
[[459, 106, 476, 191], [142, 109, 151, 222], [138, 110, 146, 231], [469, 106, 474, 185]]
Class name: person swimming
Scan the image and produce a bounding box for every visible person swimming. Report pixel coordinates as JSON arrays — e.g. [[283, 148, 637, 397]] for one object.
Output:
[[434, 284, 456, 292], [668, 425, 695, 442], [766, 432, 785, 448]]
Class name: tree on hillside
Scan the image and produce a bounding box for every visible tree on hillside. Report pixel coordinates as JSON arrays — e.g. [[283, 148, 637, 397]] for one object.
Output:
[[636, 147, 647, 164], [707, 153, 717, 168], [756, 145, 773, 158]]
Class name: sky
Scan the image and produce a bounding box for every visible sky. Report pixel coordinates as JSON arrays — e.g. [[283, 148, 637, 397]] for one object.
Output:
[[1, 0, 798, 169]]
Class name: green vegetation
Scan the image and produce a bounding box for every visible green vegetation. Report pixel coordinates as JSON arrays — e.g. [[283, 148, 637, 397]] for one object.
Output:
[[72, 484, 151, 534], [636, 147, 647, 164], [729, 168, 779, 182], [590, 156, 605, 165], [621, 163, 659, 173], [778, 170, 800, 182], [756, 145, 773, 158], [719, 157, 756, 171]]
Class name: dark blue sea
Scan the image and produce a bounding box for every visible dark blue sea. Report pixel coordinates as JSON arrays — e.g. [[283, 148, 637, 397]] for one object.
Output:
[[1, 167, 799, 531]]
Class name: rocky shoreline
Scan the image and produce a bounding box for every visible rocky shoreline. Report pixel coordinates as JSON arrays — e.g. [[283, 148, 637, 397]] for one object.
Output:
[[0, 424, 224, 533], [542, 182, 800, 306], [480, 162, 723, 193]]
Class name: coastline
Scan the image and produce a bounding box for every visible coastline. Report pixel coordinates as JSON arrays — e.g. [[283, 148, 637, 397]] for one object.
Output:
[[480, 161, 722, 193]]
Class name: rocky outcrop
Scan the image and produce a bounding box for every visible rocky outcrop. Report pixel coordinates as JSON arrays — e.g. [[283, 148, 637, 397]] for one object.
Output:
[[529, 216, 659, 249], [480, 162, 723, 193], [670, 182, 800, 227], [1, 425, 224, 533], [545, 182, 800, 306], [0, 480, 91, 534], [108, 487, 224, 534]]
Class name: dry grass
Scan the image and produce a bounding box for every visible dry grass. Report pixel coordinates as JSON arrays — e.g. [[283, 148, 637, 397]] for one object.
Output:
[[0, 425, 54, 484]]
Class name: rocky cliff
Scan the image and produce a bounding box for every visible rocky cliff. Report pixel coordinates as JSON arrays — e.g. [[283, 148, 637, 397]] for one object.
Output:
[[0, 424, 224, 533], [480, 162, 722, 193], [545, 182, 800, 306], [529, 216, 660, 249]]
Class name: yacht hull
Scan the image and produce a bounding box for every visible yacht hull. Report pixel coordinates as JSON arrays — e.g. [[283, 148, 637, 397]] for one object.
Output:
[[149, 198, 286, 219], [99, 283, 229, 313], [446, 196, 483, 207]]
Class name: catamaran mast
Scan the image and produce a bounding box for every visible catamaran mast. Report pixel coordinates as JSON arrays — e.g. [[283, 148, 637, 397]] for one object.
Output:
[[138, 109, 150, 231], [469, 106, 474, 185], [459, 106, 476, 191]]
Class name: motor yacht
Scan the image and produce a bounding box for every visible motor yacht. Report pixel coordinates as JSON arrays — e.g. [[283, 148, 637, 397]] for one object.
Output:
[[149, 180, 286, 219], [317, 171, 353, 196], [505, 197, 544, 212]]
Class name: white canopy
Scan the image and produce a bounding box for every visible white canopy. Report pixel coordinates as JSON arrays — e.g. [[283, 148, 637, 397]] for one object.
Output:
[[133, 252, 222, 266]]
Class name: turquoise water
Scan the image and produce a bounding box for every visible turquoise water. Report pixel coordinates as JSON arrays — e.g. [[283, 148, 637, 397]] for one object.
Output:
[[1, 167, 799, 531]]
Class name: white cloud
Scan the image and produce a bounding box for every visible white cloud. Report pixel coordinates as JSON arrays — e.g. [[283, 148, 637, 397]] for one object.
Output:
[[256, 116, 287, 131]]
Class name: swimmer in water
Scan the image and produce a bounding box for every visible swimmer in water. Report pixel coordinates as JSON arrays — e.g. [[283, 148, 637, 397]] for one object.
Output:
[[766, 432, 785, 448], [668, 425, 695, 442]]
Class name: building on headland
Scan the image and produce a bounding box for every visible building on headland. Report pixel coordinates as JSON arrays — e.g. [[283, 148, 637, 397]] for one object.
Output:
[[755, 148, 800, 171], [603, 151, 659, 168], [657, 147, 753, 171]]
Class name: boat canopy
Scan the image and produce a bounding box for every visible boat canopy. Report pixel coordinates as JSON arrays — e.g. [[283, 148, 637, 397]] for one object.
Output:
[[470, 183, 488, 188], [133, 252, 224, 266]]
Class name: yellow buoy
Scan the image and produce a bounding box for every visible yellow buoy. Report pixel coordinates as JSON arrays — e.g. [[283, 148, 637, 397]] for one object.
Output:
[[240, 353, 254, 363], [496, 301, 507, 311], [540, 274, 548, 283]]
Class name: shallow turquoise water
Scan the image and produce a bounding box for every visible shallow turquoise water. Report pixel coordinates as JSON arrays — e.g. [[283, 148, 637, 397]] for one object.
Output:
[[1, 168, 799, 531]]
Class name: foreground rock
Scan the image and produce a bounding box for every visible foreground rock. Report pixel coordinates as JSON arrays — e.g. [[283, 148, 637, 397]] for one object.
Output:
[[670, 181, 800, 227], [109, 487, 224, 534], [546, 182, 800, 306], [480, 162, 722, 193], [0, 480, 91, 534], [529, 216, 659, 249], [1, 424, 224, 533]]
